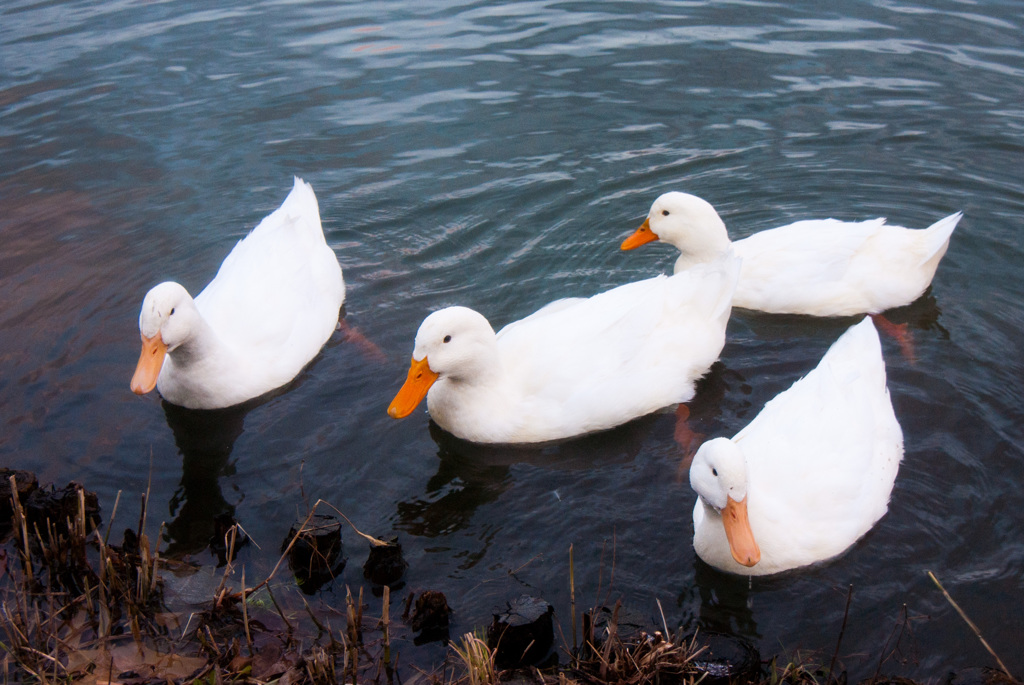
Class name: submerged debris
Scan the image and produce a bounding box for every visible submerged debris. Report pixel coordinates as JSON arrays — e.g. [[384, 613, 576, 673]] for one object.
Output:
[[687, 630, 761, 685], [583, 604, 657, 650], [945, 668, 1021, 685], [210, 512, 249, 566], [284, 513, 346, 594], [25, 481, 101, 539], [363, 535, 408, 588], [0, 468, 37, 536], [409, 589, 452, 644]]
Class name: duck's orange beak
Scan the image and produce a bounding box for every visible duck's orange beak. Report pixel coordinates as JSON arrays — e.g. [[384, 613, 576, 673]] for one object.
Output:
[[620, 218, 660, 250], [722, 495, 760, 567], [131, 332, 167, 395], [388, 356, 439, 419]]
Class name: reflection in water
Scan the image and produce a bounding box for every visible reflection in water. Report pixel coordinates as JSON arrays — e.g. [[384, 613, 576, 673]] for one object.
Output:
[[395, 424, 513, 540], [396, 414, 661, 541], [690, 362, 745, 421], [870, 291, 945, 363], [677, 558, 760, 641], [156, 327, 347, 561], [160, 400, 248, 560], [732, 290, 945, 353], [886, 289, 945, 336]]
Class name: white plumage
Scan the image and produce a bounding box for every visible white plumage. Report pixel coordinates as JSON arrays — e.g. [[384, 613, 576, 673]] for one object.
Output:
[[388, 256, 740, 444], [622, 191, 960, 316], [689, 317, 904, 575], [130, 177, 345, 409]]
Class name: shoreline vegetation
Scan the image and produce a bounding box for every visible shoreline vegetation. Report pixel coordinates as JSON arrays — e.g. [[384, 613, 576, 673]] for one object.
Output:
[[0, 472, 1016, 685]]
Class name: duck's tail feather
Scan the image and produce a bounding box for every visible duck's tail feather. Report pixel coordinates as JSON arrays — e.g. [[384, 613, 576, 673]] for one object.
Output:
[[249, 176, 326, 245], [918, 211, 962, 266]]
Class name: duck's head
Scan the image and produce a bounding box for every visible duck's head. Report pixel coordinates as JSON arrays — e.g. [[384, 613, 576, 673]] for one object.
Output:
[[387, 306, 497, 419], [621, 192, 730, 258], [690, 437, 761, 568], [130, 282, 197, 395]]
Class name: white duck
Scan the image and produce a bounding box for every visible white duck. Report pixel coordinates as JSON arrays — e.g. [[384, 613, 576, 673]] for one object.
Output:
[[622, 191, 961, 317], [689, 317, 904, 576], [387, 256, 740, 444], [130, 177, 345, 409]]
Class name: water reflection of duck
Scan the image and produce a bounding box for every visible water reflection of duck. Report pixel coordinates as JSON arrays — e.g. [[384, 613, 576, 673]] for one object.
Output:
[[388, 256, 739, 444], [623, 191, 960, 317], [689, 318, 903, 575], [687, 556, 762, 643], [395, 417, 656, 539], [160, 399, 248, 559], [130, 178, 345, 409]]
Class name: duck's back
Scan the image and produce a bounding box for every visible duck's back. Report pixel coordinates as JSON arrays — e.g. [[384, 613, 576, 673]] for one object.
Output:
[[731, 213, 959, 315], [492, 256, 739, 439], [738, 318, 904, 571], [196, 178, 345, 384]]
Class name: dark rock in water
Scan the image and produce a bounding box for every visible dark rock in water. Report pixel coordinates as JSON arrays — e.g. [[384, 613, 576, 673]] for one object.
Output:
[[210, 513, 249, 567], [487, 595, 554, 669], [363, 537, 408, 588], [942, 668, 1020, 685], [283, 514, 345, 594], [24, 482, 100, 537], [409, 590, 451, 644], [0, 469, 38, 516], [685, 630, 760, 685]]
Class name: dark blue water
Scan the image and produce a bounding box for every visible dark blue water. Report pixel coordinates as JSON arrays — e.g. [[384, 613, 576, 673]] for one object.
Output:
[[2, 0, 1023, 679]]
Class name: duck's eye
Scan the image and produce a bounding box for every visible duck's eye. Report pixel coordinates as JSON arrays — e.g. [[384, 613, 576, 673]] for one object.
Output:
[[711, 467, 718, 477], [443, 335, 452, 343], [661, 210, 670, 216], [170, 308, 176, 316]]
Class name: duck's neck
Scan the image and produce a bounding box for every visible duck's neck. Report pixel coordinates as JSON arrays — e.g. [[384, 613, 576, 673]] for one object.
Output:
[[436, 349, 504, 399], [425, 347, 514, 441], [673, 213, 733, 272], [166, 317, 211, 365], [161, 316, 247, 408]]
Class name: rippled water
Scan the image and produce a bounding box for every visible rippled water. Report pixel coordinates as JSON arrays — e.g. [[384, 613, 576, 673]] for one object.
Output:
[[3, 0, 1024, 678]]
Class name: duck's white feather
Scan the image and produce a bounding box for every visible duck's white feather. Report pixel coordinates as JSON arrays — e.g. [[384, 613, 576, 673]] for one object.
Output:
[[690, 317, 904, 575], [636, 192, 960, 316], [136, 178, 345, 409], [411, 256, 739, 444]]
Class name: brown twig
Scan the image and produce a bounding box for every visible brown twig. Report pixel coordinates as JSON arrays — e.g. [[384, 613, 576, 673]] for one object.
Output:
[[264, 583, 294, 638], [827, 584, 853, 683], [243, 506, 320, 598], [872, 604, 910, 685], [213, 525, 239, 603], [103, 490, 122, 545], [241, 566, 253, 656], [315, 499, 389, 547], [569, 543, 577, 660], [928, 571, 1013, 679]]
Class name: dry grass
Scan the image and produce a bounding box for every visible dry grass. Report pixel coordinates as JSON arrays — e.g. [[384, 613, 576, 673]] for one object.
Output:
[[569, 601, 704, 685], [452, 630, 498, 685], [0, 482, 1016, 685], [0, 486, 411, 684]]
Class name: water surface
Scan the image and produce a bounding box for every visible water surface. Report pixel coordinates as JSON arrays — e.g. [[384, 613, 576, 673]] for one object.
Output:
[[2, 0, 1024, 678]]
